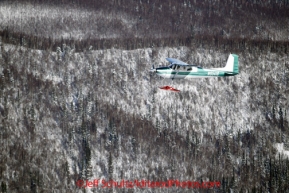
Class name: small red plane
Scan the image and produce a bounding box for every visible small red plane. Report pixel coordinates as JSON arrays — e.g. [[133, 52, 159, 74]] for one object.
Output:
[[159, 86, 180, 92]]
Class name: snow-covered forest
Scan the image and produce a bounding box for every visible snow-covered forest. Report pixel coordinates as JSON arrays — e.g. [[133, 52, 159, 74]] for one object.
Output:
[[0, 0, 289, 192]]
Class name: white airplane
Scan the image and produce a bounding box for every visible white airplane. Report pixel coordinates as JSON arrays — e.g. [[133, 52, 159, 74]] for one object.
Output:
[[150, 54, 239, 91]]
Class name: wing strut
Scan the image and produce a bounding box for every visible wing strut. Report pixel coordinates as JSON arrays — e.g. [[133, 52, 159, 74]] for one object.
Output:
[[172, 69, 179, 80]]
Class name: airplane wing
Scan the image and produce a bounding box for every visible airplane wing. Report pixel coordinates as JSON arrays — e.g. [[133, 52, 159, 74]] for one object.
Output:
[[166, 58, 189, 66]]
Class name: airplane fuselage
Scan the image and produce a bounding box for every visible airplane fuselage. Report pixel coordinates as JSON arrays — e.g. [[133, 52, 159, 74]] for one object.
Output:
[[155, 66, 236, 79], [151, 54, 239, 80]]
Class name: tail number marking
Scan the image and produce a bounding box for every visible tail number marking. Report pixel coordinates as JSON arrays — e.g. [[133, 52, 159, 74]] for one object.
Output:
[[208, 71, 219, 76]]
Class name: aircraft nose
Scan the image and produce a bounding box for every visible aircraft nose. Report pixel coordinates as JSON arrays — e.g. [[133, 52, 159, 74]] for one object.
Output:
[[150, 64, 157, 72]]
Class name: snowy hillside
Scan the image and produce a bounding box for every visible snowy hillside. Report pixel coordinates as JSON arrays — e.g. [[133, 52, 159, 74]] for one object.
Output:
[[1, 1, 289, 193]]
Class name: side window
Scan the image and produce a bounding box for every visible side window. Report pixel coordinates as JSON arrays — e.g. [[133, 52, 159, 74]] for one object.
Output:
[[187, 67, 192, 71], [192, 67, 198, 72]]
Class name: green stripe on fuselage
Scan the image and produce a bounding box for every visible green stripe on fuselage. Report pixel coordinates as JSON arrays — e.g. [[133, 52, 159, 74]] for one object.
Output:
[[156, 69, 230, 77]]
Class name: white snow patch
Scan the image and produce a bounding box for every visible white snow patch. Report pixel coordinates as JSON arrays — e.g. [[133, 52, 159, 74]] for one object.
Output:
[[275, 143, 289, 158]]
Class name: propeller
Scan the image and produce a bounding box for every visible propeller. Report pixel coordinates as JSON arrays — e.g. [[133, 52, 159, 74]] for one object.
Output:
[[150, 64, 157, 72]]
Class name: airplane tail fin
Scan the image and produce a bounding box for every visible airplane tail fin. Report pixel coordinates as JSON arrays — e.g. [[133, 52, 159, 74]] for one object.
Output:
[[223, 54, 239, 74]]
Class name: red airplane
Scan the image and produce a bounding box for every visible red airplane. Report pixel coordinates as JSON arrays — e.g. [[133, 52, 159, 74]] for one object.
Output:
[[159, 86, 180, 92]]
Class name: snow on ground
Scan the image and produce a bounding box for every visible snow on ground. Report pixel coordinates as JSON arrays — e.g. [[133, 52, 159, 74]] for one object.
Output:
[[2, 41, 288, 191], [275, 143, 289, 159], [5, 40, 288, 140], [0, 2, 138, 39]]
